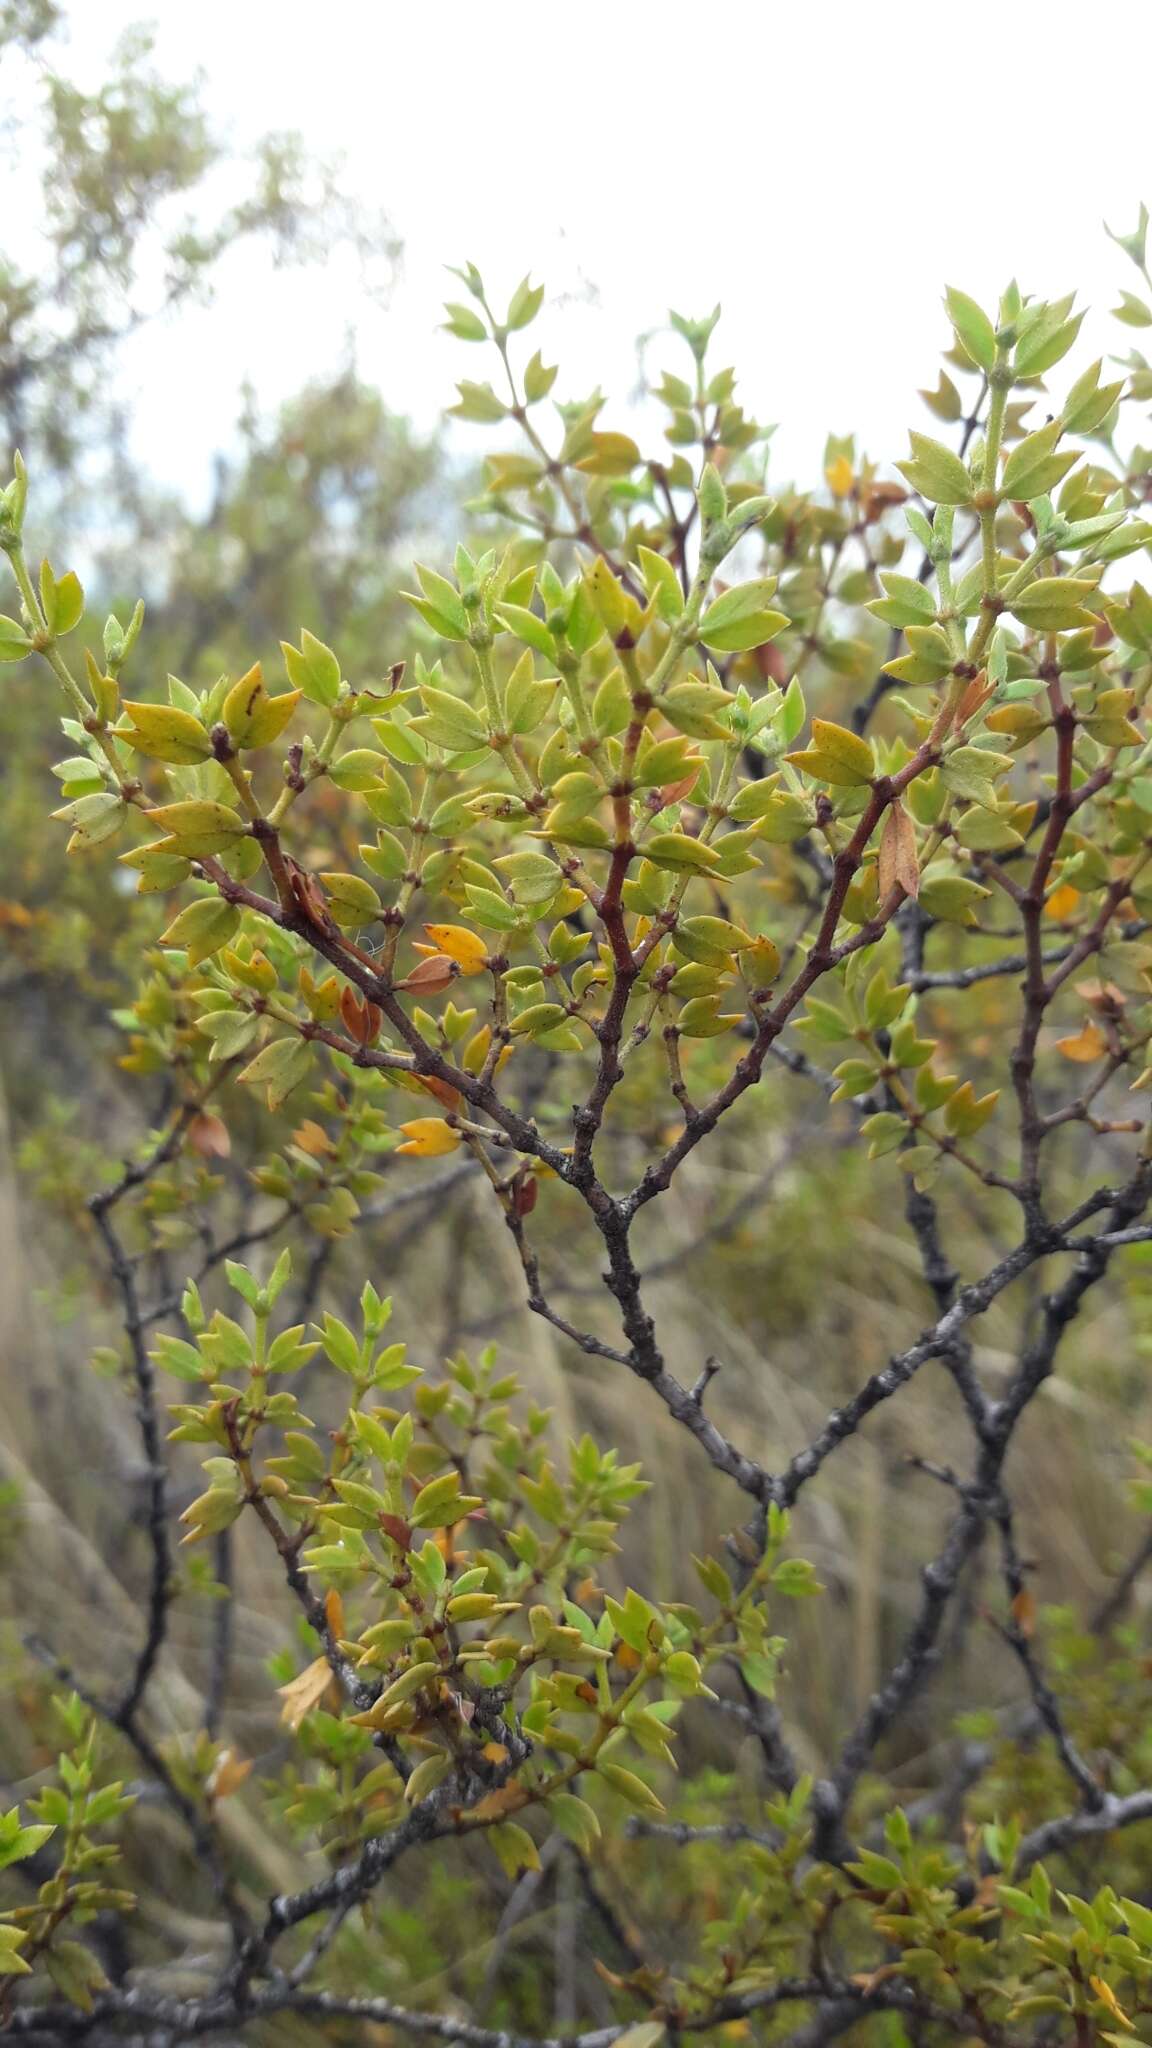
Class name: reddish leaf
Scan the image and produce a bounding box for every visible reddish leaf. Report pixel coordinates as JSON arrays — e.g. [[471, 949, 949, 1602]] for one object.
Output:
[[187, 1111, 231, 1160]]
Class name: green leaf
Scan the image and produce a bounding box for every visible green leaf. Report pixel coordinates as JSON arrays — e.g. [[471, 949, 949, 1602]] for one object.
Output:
[[0, 1822, 53, 1872], [44, 567, 84, 635], [1011, 577, 1099, 632], [918, 870, 990, 924], [1113, 290, 1152, 329], [868, 572, 936, 629], [282, 630, 341, 707], [494, 602, 556, 658], [506, 276, 544, 330], [410, 1472, 483, 1527], [638, 546, 685, 621], [238, 1036, 314, 1110], [548, 1792, 601, 1853], [523, 351, 558, 402], [645, 831, 722, 872], [810, 718, 873, 781], [451, 380, 507, 424], [896, 432, 973, 505], [443, 301, 487, 341], [52, 790, 126, 850], [0, 614, 30, 662], [595, 1762, 664, 1816], [699, 579, 788, 651], [574, 432, 641, 477], [222, 667, 300, 748], [786, 717, 874, 787], [1001, 421, 1077, 502], [148, 800, 247, 857], [121, 701, 213, 764], [160, 896, 241, 965], [318, 872, 383, 927], [43, 1937, 107, 2011], [945, 287, 996, 372], [660, 679, 734, 739]]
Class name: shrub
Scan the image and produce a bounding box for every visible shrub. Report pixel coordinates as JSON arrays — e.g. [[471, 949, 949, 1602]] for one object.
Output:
[[3, 239, 1152, 2042]]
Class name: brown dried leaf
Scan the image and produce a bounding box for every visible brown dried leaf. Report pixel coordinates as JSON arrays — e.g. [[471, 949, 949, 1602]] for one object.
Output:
[[878, 801, 920, 902], [1011, 1587, 1036, 1638], [277, 1654, 338, 1732], [397, 954, 459, 995]]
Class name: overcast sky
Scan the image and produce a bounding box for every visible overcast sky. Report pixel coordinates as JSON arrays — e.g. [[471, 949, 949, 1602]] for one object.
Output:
[[60, 2, 1152, 505]]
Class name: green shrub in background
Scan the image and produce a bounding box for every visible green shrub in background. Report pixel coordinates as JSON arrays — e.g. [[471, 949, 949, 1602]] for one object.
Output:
[[6, 228, 1152, 2043]]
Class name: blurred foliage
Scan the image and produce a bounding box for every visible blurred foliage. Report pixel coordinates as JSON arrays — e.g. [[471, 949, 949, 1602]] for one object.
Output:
[[0, 4, 437, 1127]]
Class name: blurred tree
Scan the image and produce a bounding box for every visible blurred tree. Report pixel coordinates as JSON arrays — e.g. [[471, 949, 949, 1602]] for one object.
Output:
[[114, 371, 443, 681], [0, 0, 399, 534], [0, 4, 442, 1115]]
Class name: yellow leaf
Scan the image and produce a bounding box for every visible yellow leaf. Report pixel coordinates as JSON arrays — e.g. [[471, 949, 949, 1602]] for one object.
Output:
[[396, 1117, 462, 1158], [222, 663, 301, 749], [825, 453, 855, 497], [1044, 882, 1081, 921], [1090, 1977, 1133, 2029], [1055, 1022, 1106, 1063], [423, 923, 490, 974]]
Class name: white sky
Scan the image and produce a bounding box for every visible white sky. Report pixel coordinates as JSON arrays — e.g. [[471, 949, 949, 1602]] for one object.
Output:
[[57, 1, 1152, 505]]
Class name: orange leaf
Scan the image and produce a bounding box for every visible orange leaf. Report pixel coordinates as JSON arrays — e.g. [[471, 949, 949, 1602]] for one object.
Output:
[[1044, 882, 1081, 922], [466, 1784, 530, 1822], [340, 985, 382, 1045], [207, 1748, 253, 1801], [418, 1074, 462, 1112], [954, 668, 992, 726], [1055, 1022, 1106, 1063], [660, 769, 702, 807], [293, 1119, 334, 1157], [1011, 1586, 1036, 1638]]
